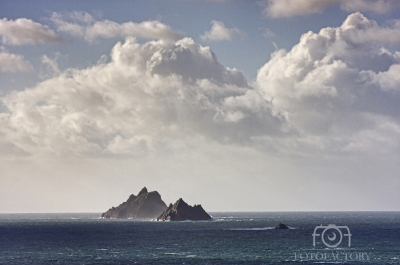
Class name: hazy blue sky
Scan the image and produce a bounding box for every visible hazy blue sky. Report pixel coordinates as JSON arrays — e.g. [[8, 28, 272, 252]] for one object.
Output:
[[0, 0, 399, 212]]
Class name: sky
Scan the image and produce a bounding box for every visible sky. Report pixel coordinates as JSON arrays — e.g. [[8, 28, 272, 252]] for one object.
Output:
[[0, 0, 399, 213]]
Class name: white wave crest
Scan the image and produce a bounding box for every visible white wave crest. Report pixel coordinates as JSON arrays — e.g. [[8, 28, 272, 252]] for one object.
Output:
[[228, 227, 275, 230]]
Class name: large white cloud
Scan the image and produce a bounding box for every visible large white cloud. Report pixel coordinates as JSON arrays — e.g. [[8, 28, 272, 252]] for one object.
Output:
[[51, 12, 181, 42], [1, 12, 398, 160], [257, 12, 399, 154], [201, 20, 243, 42], [264, 0, 398, 17], [0, 37, 287, 157], [0, 18, 61, 45]]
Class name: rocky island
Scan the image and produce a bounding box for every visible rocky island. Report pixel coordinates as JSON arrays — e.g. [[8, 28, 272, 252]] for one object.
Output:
[[101, 187, 167, 219], [157, 198, 212, 221], [275, 223, 289, 229]]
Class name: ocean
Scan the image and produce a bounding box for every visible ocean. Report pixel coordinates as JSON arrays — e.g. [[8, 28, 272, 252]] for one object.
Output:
[[0, 212, 398, 264]]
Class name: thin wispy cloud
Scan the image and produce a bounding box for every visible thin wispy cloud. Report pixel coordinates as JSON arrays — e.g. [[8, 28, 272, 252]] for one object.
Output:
[[259, 27, 275, 38]]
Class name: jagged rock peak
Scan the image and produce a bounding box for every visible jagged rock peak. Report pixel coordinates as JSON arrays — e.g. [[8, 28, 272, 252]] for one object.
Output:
[[157, 198, 212, 221], [138, 187, 148, 196], [101, 187, 167, 219], [175, 198, 185, 205], [127, 194, 136, 202]]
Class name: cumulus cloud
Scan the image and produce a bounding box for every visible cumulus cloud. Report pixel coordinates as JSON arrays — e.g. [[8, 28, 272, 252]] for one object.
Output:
[[0, 49, 31, 72], [1, 12, 398, 160], [0, 18, 61, 45], [201, 20, 243, 41], [51, 11, 181, 42], [257, 12, 399, 154], [264, 0, 398, 17], [0, 37, 287, 157]]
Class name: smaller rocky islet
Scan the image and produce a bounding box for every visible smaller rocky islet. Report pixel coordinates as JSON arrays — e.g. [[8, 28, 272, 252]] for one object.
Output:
[[275, 223, 289, 229], [157, 198, 212, 221]]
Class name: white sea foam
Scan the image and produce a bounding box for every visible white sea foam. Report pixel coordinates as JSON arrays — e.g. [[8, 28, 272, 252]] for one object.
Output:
[[228, 227, 275, 230], [228, 226, 299, 230], [314, 261, 343, 264]]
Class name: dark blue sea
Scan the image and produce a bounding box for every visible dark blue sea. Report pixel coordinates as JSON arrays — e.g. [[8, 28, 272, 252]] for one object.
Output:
[[0, 212, 399, 264]]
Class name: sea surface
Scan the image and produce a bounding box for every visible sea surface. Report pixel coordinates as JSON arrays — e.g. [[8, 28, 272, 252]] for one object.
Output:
[[0, 212, 398, 264]]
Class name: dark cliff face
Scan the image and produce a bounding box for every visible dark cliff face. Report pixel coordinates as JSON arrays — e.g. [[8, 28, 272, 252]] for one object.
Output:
[[157, 198, 212, 221], [101, 187, 167, 219]]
